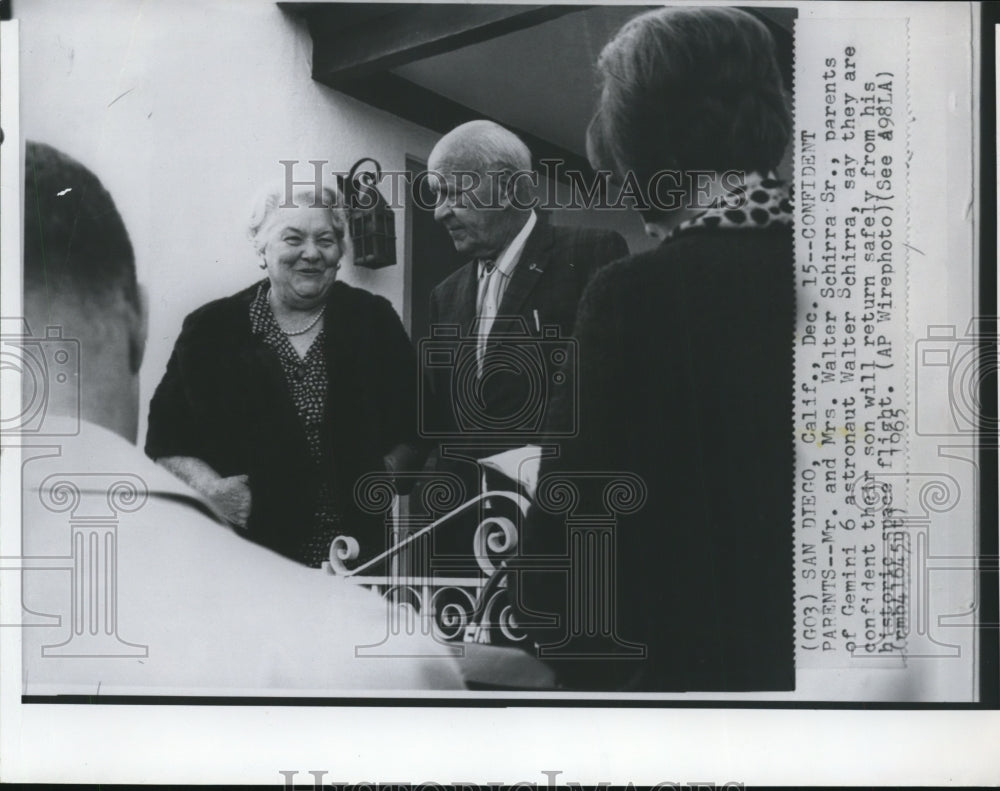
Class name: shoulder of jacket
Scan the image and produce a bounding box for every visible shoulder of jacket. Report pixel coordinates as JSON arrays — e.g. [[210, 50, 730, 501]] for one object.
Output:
[[430, 263, 472, 298], [178, 282, 259, 339], [579, 250, 666, 302], [550, 224, 624, 247], [328, 282, 407, 338], [614, 226, 792, 275], [329, 280, 395, 313]]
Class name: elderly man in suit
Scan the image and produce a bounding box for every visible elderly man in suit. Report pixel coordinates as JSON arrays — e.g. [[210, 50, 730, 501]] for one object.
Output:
[[419, 120, 628, 571], [426, 122, 628, 437]]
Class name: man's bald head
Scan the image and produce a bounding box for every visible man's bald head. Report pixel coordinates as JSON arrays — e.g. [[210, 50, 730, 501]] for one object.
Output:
[[427, 121, 535, 259], [428, 120, 532, 175]]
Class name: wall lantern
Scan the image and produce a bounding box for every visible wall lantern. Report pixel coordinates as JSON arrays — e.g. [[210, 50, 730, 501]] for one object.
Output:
[[342, 157, 396, 269]]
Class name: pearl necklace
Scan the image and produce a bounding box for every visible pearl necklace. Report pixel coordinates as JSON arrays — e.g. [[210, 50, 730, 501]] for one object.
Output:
[[278, 304, 326, 336]]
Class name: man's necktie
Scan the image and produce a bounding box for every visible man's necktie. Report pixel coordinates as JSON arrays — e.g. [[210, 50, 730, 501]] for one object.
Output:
[[475, 259, 498, 377]]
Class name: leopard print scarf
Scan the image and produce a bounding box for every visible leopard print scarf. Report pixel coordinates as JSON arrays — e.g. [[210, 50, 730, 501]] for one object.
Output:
[[668, 171, 793, 241]]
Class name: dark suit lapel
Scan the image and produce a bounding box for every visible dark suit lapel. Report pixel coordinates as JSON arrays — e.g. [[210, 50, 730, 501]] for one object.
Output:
[[496, 220, 554, 320], [453, 261, 480, 335]]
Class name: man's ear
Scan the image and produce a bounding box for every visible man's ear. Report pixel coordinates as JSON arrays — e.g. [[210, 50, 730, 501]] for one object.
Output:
[[497, 168, 537, 211], [127, 283, 149, 375], [503, 169, 525, 210], [490, 169, 511, 210]]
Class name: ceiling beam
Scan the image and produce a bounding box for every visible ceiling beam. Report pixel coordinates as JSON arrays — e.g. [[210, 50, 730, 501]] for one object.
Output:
[[305, 4, 587, 89], [330, 72, 594, 181]]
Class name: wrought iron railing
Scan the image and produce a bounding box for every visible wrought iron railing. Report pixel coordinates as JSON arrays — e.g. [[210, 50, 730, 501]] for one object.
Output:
[[324, 474, 530, 645], [325, 469, 649, 655]]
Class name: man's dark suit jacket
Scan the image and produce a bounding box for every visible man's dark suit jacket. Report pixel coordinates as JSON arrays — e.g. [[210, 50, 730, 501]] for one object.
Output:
[[519, 225, 796, 692], [423, 219, 629, 464]]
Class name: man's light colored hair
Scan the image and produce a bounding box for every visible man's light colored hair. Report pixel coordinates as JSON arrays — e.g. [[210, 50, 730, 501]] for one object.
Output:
[[429, 119, 532, 174], [247, 182, 348, 253]]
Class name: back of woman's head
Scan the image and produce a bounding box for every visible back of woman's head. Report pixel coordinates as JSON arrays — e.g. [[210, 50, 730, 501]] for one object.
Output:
[[589, 6, 791, 182]]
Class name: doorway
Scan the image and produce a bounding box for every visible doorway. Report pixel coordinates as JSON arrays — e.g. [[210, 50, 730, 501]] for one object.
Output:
[[405, 155, 464, 342]]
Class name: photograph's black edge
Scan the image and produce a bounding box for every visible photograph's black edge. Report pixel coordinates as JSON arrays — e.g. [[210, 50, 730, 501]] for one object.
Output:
[[19, 695, 996, 709], [4, 1, 994, 715], [977, 0, 999, 710]]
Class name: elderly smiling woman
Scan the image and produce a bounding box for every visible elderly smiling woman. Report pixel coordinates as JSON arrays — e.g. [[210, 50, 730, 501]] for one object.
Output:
[[145, 183, 420, 567]]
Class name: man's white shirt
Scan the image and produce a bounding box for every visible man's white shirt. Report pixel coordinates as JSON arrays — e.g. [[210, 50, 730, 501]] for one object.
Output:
[[475, 210, 538, 371]]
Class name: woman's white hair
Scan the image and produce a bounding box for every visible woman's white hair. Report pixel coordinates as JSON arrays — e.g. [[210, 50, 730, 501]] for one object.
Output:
[[247, 181, 348, 253]]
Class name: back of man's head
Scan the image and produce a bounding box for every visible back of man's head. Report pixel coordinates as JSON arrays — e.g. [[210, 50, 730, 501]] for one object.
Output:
[[24, 141, 138, 314], [23, 141, 145, 441]]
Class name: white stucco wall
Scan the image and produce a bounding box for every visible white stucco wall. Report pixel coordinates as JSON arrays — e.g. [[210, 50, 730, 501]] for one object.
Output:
[[16, 0, 443, 443], [16, 0, 649, 446]]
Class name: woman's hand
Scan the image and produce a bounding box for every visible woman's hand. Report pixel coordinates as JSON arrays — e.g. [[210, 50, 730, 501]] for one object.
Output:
[[209, 474, 253, 528], [156, 457, 253, 529]]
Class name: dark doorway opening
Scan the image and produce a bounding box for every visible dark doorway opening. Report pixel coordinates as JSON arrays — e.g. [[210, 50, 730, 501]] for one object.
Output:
[[405, 155, 464, 342]]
